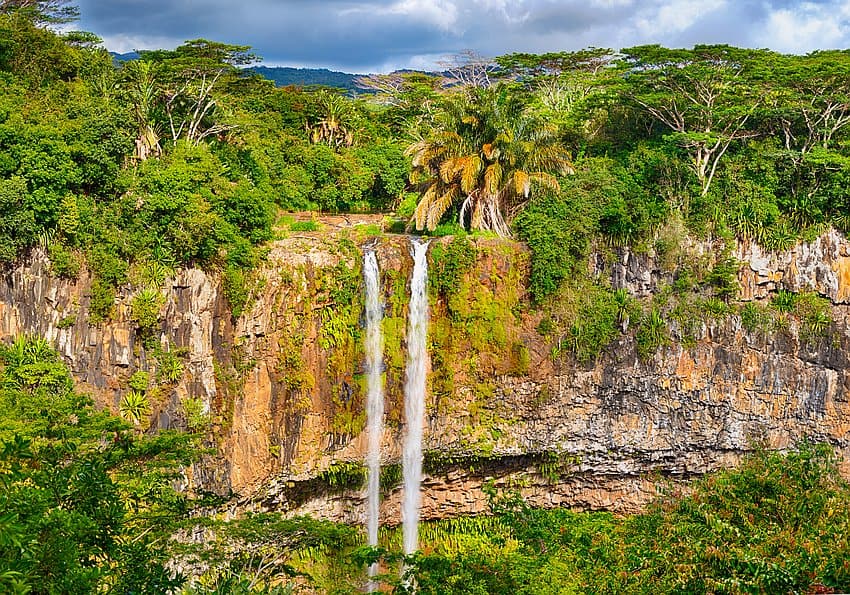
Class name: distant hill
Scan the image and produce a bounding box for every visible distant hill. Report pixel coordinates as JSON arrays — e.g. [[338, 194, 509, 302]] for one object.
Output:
[[110, 51, 140, 63], [106, 58, 367, 92], [249, 66, 362, 91]]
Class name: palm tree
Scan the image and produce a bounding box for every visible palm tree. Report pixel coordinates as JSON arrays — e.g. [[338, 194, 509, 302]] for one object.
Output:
[[121, 60, 163, 163], [306, 91, 356, 149], [406, 87, 573, 237]]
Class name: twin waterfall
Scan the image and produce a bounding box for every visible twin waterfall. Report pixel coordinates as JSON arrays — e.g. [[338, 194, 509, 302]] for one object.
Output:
[[363, 239, 430, 581]]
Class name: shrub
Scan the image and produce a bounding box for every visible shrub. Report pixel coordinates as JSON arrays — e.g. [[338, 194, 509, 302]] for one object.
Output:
[[119, 389, 151, 426], [182, 397, 210, 433], [47, 241, 81, 279], [88, 279, 115, 322], [131, 288, 164, 335], [128, 370, 150, 392], [636, 307, 669, 359], [429, 235, 476, 299]]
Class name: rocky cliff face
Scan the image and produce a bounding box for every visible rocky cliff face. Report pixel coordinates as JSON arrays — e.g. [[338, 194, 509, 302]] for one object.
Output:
[[2, 223, 850, 526]]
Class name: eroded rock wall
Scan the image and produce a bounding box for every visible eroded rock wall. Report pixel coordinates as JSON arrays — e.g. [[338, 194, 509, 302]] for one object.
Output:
[[3, 226, 850, 524]]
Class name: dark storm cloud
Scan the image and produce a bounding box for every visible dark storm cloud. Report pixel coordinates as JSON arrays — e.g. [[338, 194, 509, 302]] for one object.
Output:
[[75, 0, 850, 72]]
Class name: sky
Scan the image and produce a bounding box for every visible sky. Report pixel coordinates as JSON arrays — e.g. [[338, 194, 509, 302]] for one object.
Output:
[[75, 0, 850, 73]]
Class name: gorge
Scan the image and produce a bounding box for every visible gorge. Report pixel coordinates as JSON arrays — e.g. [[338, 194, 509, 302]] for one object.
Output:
[[2, 218, 850, 531]]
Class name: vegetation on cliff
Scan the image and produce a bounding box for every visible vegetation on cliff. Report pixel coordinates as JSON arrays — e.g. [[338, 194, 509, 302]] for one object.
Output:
[[2, 339, 847, 594], [387, 443, 850, 594], [0, 336, 195, 593], [3, 4, 850, 593]]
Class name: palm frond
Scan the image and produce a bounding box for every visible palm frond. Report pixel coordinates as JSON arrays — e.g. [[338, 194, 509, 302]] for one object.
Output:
[[414, 183, 439, 230], [461, 155, 482, 194]]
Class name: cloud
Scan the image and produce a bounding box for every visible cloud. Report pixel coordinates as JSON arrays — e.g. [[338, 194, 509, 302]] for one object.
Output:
[[754, 1, 850, 53], [75, 0, 850, 72]]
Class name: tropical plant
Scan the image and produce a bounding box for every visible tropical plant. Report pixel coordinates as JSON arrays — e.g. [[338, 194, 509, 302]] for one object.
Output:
[[120, 389, 151, 425], [407, 86, 573, 237], [306, 90, 357, 149]]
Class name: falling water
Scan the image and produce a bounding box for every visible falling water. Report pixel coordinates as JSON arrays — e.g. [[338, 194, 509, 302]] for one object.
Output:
[[402, 239, 430, 555], [363, 249, 384, 588]]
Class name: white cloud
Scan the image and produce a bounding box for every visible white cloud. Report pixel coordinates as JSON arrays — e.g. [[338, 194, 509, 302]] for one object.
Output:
[[98, 33, 181, 54], [635, 0, 728, 36], [754, 1, 850, 53], [77, 0, 850, 73], [472, 0, 530, 23], [378, 0, 461, 31]]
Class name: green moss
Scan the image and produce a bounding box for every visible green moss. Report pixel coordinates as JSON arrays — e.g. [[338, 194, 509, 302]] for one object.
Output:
[[508, 342, 530, 376], [57, 313, 76, 329], [317, 461, 365, 491], [429, 235, 477, 299]]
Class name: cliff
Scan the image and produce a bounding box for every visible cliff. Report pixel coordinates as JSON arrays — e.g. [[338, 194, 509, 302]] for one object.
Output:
[[2, 221, 850, 526]]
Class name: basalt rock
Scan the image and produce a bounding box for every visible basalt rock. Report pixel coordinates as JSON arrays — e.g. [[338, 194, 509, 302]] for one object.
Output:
[[2, 223, 850, 525]]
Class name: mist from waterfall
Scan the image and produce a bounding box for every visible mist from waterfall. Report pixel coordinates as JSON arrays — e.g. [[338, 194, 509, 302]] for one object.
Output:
[[363, 249, 384, 588], [402, 239, 430, 555]]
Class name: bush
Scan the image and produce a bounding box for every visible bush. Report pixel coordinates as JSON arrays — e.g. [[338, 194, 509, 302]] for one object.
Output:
[[429, 235, 476, 299], [131, 288, 164, 335], [636, 307, 669, 359], [400, 444, 850, 595], [47, 241, 81, 279]]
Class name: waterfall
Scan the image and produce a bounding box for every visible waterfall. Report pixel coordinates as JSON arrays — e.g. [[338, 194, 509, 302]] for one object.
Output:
[[402, 239, 430, 555], [363, 249, 384, 588]]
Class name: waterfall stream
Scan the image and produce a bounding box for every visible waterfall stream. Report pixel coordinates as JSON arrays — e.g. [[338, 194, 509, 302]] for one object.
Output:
[[402, 239, 430, 555], [363, 249, 384, 588]]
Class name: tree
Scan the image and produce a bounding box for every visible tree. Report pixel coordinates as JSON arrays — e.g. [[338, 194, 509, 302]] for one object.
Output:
[[407, 87, 572, 236], [0, 336, 192, 593], [496, 48, 619, 144], [770, 51, 850, 154], [120, 59, 163, 162], [438, 50, 499, 89], [621, 45, 767, 197], [0, 0, 78, 26], [306, 90, 356, 149], [141, 39, 259, 146]]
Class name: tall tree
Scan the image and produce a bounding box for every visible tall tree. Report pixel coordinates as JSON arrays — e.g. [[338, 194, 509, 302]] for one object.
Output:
[[0, 0, 77, 25], [622, 45, 768, 197], [141, 39, 259, 146], [496, 48, 619, 143], [407, 87, 573, 237]]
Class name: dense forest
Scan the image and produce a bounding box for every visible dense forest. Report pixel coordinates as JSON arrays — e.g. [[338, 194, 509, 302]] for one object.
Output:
[[3, 0, 850, 592]]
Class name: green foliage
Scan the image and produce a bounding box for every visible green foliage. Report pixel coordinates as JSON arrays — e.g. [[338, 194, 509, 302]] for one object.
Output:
[[739, 301, 768, 333], [119, 389, 151, 426], [223, 265, 253, 320], [391, 444, 850, 595], [0, 335, 193, 594], [289, 219, 321, 232], [130, 287, 164, 335], [429, 235, 477, 299], [771, 288, 799, 313], [565, 285, 621, 363], [795, 291, 833, 339], [177, 513, 359, 592], [88, 278, 115, 322], [706, 247, 740, 300], [0, 176, 37, 263], [182, 397, 210, 433], [154, 345, 186, 384], [46, 240, 81, 278], [318, 461, 366, 491], [128, 370, 150, 392], [636, 307, 669, 359]]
